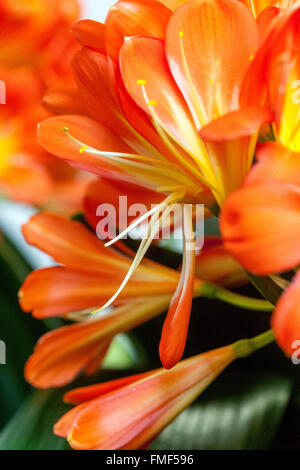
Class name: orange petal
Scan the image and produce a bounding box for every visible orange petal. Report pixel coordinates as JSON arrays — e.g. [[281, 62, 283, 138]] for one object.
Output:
[[240, 5, 300, 134], [22, 213, 130, 274], [84, 177, 163, 233], [195, 236, 248, 287], [120, 37, 203, 157], [246, 142, 300, 187], [25, 296, 171, 388], [272, 269, 300, 357], [159, 212, 195, 369], [221, 181, 300, 274], [55, 346, 235, 449], [256, 6, 280, 42], [64, 371, 154, 404], [198, 107, 273, 200], [158, 0, 192, 10], [0, 164, 52, 205], [104, 0, 171, 61], [37, 114, 136, 182], [199, 107, 273, 142], [25, 322, 112, 389], [166, 0, 259, 126], [72, 47, 160, 157], [19, 265, 178, 318], [19, 267, 122, 318], [43, 88, 85, 115], [239, 0, 287, 17], [72, 20, 106, 53]]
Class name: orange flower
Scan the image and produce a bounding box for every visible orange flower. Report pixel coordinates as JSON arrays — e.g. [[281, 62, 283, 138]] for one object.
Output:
[[0, 0, 91, 211], [240, 3, 300, 152], [20, 210, 249, 387], [54, 345, 236, 450], [238, 0, 294, 18], [19, 213, 181, 320], [221, 142, 300, 356], [37, 0, 272, 367]]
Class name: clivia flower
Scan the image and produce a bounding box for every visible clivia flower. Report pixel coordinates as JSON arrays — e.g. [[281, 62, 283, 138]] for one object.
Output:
[[240, 2, 300, 152], [54, 330, 274, 450], [20, 210, 260, 388], [37, 0, 274, 367], [0, 0, 91, 212], [221, 4, 300, 357], [221, 142, 300, 357]]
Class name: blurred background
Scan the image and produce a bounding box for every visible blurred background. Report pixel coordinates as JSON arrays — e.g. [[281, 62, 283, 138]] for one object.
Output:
[[0, 0, 115, 269], [0, 0, 300, 451]]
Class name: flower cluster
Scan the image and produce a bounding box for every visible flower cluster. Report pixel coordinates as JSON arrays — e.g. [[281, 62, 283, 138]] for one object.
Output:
[[9, 0, 300, 451], [0, 0, 92, 212]]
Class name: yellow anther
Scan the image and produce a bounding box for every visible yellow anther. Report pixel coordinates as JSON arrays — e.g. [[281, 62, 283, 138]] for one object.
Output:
[[137, 79, 147, 85], [61, 126, 69, 132], [249, 54, 254, 61], [179, 31, 184, 38], [147, 100, 157, 107], [209, 78, 214, 85], [79, 145, 88, 154]]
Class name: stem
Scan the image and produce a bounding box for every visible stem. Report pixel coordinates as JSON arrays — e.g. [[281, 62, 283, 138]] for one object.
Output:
[[200, 282, 274, 312], [233, 329, 275, 358]]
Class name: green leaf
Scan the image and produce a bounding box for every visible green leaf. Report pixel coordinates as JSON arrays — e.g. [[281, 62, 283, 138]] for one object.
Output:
[[0, 236, 45, 428], [247, 272, 284, 305], [0, 390, 71, 450], [150, 369, 293, 450], [102, 333, 148, 370], [0, 369, 141, 450]]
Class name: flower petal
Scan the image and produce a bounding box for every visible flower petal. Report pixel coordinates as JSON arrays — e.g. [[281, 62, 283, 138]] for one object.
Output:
[[246, 142, 300, 187], [199, 107, 273, 142], [55, 346, 235, 449], [22, 213, 130, 274], [198, 107, 273, 201], [221, 181, 300, 274], [256, 6, 280, 42], [72, 47, 164, 157], [272, 269, 300, 356], [0, 164, 52, 205], [166, 0, 259, 126], [120, 37, 203, 157], [37, 114, 136, 182], [159, 210, 195, 369], [43, 88, 85, 115], [195, 237, 248, 287], [84, 177, 163, 234], [25, 296, 171, 388], [72, 20, 106, 53], [64, 371, 154, 404], [19, 266, 178, 318], [105, 0, 171, 61]]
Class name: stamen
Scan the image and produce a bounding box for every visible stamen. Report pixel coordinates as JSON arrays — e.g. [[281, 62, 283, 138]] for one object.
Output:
[[104, 191, 184, 247], [147, 100, 157, 107], [248, 0, 257, 17], [79, 145, 88, 154], [60, 126, 191, 186], [93, 192, 184, 314], [140, 84, 218, 193]]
